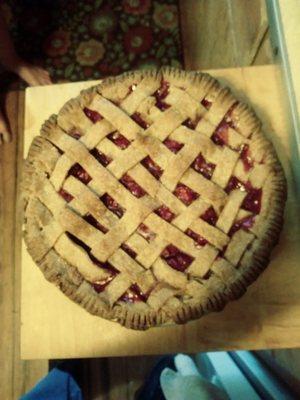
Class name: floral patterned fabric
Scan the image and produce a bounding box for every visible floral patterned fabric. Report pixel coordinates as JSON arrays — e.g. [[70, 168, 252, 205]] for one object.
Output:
[[0, 0, 182, 86]]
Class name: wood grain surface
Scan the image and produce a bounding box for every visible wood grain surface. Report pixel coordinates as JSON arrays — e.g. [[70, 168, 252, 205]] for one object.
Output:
[[180, 0, 273, 70], [21, 65, 300, 360], [0, 91, 48, 400]]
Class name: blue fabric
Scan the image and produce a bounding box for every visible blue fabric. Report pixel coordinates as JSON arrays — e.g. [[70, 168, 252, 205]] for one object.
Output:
[[20, 368, 83, 400]]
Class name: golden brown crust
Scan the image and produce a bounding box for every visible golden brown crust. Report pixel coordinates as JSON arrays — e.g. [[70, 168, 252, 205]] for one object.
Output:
[[23, 67, 287, 330]]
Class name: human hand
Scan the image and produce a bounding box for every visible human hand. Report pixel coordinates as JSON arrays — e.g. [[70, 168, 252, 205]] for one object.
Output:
[[14, 61, 52, 87], [0, 108, 10, 144], [160, 354, 229, 400]]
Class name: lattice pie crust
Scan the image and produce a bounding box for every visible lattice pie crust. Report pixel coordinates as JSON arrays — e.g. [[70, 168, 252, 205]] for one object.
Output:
[[23, 68, 286, 330]]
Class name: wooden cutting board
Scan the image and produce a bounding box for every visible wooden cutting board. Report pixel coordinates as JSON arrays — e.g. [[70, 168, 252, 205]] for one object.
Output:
[[21, 65, 300, 360]]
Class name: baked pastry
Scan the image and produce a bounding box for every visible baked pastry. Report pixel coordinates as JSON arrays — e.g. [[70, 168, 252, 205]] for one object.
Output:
[[23, 68, 286, 330]]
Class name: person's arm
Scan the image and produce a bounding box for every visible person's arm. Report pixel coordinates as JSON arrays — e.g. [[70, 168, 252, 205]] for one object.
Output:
[[0, 9, 21, 72], [0, 8, 52, 143], [0, 9, 52, 86]]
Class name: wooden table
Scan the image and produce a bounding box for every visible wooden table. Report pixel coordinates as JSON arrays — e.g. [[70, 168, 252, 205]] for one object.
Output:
[[0, 91, 48, 398], [21, 65, 300, 360]]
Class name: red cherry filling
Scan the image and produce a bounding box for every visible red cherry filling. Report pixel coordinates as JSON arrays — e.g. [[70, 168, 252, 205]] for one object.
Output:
[[212, 119, 230, 146], [185, 228, 208, 247], [59, 188, 74, 203], [68, 129, 82, 140], [192, 153, 215, 180], [137, 223, 156, 242], [68, 163, 92, 184], [120, 243, 137, 259], [201, 207, 218, 226], [83, 213, 108, 233], [83, 107, 102, 123], [174, 183, 199, 206], [161, 244, 194, 272], [141, 156, 163, 180], [229, 215, 255, 237], [201, 98, 212, 109], [155, 80, 169, 100], [225, 176, 246, 193], [100, 193, 124, 218], [155, 205, 175, 222], [240, 144, 254, 172], [119, 283, 148, 303], [163, 138, 184, 153], [107, 131, 131, 149], [120, 174, 146, 198], [154, 80, 170, 110], [182, 118, 193, 129], [183, 118, 195, 129], [225, 177, 262, 214], [226, 102, 238, 126], [93, 275, 115, 293], [131, 112, 149, 129], [211, 102, 238, 146], [90, 148, 112, 166], [156, 100, 170, 111], [242, 187, 262, 214], [182, 116, 201, 129]]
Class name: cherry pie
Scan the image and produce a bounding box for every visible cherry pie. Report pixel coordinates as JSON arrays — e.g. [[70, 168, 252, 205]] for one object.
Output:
[[23, 68, 286, 330]]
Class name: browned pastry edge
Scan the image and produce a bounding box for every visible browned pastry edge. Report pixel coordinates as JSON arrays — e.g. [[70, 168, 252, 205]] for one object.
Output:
[[23, 67, 287, 330]]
